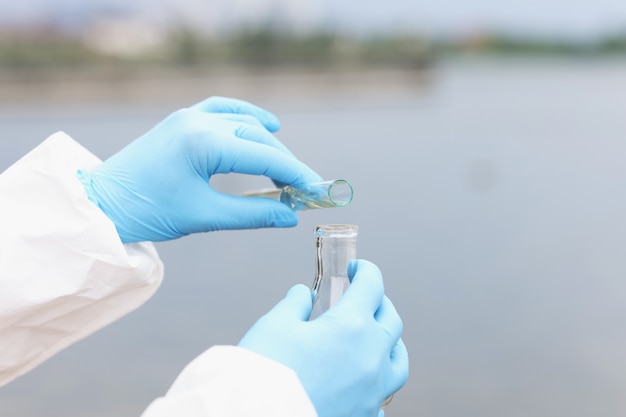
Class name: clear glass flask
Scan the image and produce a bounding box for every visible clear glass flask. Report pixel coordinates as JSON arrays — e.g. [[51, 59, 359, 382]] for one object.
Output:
[[309, 224, 359, 320], [243, 179, 353, 210], [308, 224, 394, 409]]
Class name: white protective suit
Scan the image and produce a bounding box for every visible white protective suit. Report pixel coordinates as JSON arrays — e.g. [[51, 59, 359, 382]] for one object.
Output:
[[0, 132, 317, 417]]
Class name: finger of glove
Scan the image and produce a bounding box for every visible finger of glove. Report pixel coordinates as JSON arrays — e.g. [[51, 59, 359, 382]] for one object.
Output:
[[337, 259, 385, 315], [190, 96, 281, 132], [378, 410, 385, 417], [387, 337, 410, 394], [233, 123, 294, 157], [375, 296, 404, 345], [188, 113, 294, 158], [269, 284, 313, 322], [214, 113, 266, 128], [214, 137, 322, 185]]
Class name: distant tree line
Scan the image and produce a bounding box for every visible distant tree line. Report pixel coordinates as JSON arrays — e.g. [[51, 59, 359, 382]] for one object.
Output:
[[1, 26, 625, 72], [439, 31, 626, 56]]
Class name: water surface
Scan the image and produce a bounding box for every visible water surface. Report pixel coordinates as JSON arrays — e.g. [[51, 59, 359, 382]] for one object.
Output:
[[2, 60, 626, 417]]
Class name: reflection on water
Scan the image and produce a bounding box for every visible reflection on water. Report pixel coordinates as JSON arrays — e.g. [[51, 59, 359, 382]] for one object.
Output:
[[2, 60, 626, 417]]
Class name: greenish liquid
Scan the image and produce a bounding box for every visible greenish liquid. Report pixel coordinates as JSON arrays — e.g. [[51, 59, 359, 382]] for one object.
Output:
[[281, 187, 337, 210]]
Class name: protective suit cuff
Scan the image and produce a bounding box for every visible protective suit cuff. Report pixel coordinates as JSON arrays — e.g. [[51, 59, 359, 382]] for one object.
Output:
[[142, 345, 317, 417], [0, 131, 164, 386]]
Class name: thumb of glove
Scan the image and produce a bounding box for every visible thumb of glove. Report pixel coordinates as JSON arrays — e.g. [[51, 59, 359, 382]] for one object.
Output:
[[269, 284, 313, 322]]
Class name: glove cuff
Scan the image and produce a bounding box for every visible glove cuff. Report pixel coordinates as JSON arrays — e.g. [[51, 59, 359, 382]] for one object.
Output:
[[76, 169, 100, 207]]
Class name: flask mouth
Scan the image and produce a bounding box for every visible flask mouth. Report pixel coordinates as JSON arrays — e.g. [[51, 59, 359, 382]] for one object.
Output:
[[315, 224, 359, 238]]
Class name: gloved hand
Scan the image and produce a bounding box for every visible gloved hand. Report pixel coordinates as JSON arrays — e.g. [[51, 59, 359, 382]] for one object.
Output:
[[239, 260, 409, 417], [77, 96, 322, 243]]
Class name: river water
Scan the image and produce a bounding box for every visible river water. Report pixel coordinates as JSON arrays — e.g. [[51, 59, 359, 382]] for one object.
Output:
[[1, 59, 626, 417]]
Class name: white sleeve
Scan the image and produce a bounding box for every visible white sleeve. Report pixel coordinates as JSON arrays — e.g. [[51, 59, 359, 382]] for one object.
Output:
[[142, 345, 318, 417], [0, 132, 164, 387]]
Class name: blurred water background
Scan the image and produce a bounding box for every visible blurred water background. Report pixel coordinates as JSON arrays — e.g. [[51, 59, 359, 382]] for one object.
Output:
[[2, 2, 626, 417]]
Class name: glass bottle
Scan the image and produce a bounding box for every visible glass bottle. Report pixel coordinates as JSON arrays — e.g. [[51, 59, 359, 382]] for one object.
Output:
[[308, 224, 394, 409], [309, 224, 359, 320]]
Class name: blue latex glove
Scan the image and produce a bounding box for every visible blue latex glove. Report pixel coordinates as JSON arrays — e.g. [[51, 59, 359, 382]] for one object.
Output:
[[239, 260, 409, 417], [78, 96, 322, 243]]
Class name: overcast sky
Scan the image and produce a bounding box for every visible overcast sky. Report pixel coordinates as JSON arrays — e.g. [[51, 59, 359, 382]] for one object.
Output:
[[1, 0, 626, 38]]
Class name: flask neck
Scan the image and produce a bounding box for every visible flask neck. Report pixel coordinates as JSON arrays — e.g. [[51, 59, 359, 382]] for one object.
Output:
[[312, 224, 358, 294]]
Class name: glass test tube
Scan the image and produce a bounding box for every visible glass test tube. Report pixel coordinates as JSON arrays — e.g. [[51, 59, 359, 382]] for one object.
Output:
[[243, 179, 353, 210]]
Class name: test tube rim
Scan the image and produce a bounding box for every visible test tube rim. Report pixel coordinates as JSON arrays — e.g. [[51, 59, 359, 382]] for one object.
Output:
[[327, 179, 354, 207]]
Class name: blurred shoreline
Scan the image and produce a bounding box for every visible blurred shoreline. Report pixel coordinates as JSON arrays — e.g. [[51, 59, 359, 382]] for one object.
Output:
[[0, 66, 435, 107]]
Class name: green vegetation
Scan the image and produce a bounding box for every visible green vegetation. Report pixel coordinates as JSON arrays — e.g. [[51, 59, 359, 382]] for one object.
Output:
[[0, 27, 433, 72], [157, 27, 434, 71], [0, 35, 104, 69], [1, 27, 625, 73]]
